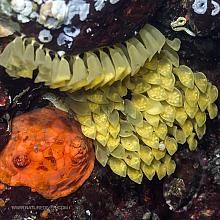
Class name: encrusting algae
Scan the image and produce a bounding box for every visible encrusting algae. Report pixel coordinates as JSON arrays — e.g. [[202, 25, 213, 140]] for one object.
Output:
[[0, 24, 218, 185]]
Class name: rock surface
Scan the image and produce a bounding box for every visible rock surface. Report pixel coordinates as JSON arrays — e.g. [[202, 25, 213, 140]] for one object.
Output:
[[0, 0, 220, 219]]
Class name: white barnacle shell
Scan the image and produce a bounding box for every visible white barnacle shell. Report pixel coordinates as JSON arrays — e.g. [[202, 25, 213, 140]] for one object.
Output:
[[38, 1, 52, 23], [11, 0, 32, 16], [51, 0, 68, 21], [57, 51, 66, 57], [192, 0, 208, 15], [94, 0, 106, 11], [21, 1, 32, 16], [11, 0, 26, 13], [38, 29, 53, 43], [110, 0, 120, 4], [57, 33, 73, 48], [30, 11, 39, 19], [65, 0, 90, 24], [37, 0, 67, 29], [11, 0, 33, 23], [211, 0, 220, 16], [17, 14, 30, 23], [64, 26, 80, 38]]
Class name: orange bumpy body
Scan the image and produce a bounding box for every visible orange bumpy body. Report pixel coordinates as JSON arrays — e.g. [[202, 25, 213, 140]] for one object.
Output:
[[0, 107, 95, 199]]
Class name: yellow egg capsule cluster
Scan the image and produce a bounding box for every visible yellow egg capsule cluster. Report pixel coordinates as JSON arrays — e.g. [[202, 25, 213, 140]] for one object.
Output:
[[0, 24, 166, 91], [0, 23, 218, 184], [64, 45, 218, 183]]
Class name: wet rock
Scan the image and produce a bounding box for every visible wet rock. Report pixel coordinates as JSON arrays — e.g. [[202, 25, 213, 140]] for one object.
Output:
[[208, 149, 220, 185], [0, 81, 10, 110]]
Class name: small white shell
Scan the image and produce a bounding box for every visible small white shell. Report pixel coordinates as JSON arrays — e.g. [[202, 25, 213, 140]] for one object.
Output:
[[94, 0, 106, 11], [11, 0, 25, 13], [110, 0, 120, 4], [192, 0, 208, 15], [51, 0, 67, 21], [65, 1, 90, 24], [64, 26, 80, 38], [57, 33, 73, 48], [211, 0, 220, 16], [38, 29, 53, 43]]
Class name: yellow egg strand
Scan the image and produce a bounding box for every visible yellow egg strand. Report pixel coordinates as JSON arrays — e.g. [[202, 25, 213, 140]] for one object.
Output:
[[0, 24, 166, 91], [0, 24, 218, 184], [64, 52, 218, 183]]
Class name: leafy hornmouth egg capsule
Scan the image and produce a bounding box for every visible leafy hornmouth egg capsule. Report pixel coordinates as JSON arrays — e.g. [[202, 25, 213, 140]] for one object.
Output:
[[0, 22, 218, 184]]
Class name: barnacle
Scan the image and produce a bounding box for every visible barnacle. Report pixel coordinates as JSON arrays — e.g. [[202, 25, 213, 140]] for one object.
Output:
[[0, 107, 95, 199]]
